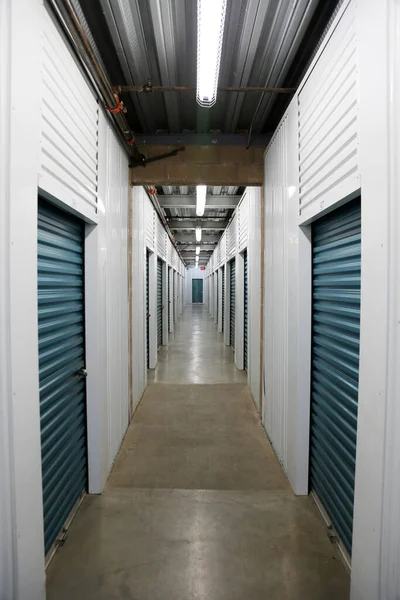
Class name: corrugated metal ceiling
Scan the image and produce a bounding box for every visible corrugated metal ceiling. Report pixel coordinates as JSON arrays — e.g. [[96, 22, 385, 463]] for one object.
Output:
[[79, 0, 340, 136], [156, 185, 243, 221]]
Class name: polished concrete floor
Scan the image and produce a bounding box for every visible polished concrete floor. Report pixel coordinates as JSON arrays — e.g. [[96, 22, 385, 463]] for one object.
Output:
[[47, 304, 349, 599]]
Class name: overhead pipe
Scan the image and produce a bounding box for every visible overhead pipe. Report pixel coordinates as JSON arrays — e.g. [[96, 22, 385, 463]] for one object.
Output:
[[48, 0, 142, 161], [115, 82, 296, 94]]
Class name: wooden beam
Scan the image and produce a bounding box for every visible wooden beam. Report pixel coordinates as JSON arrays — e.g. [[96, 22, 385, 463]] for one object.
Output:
[[130, 145, 264, 186]]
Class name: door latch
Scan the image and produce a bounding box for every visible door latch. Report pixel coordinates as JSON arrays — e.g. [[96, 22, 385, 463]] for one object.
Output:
[[76, 367, 88, 379]]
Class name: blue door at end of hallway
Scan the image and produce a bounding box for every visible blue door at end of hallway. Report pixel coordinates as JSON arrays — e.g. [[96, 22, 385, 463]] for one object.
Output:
[[38, 199, 87, 557], [192, 278, 203, 303]]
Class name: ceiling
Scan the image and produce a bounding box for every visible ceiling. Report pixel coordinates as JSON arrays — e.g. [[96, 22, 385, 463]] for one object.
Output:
[[76, 0, 341, 266], [156, 185, 244, 266], [79, 0, 341, 140]]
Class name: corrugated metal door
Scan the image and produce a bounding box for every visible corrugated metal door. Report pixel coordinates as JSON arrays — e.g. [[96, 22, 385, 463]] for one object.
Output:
[[222, 267, 225, 333], [157, 259, 163, 348], [168, 268, 170, 332], [244, 251, 248, 370], [230, 259, 236, 349], [216, 273, 218, 319], [38, 200, 87, 556], [310, 199, 361, 555], [146, 252, 149, 368]]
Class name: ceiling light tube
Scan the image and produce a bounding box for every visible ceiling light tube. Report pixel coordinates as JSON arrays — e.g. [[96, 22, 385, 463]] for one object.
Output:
[[196, 246, 200, 255], [196, 185, 207, 216], [196, 0, 227, 107], [196, 227, 202, 242]]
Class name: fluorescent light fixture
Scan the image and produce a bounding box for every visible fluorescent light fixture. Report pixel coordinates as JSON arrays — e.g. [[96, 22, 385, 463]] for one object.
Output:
[[196, 246, 200, 255], [196, 185, 207, 216], [196, 227, 202, 242], [196, 0, 227, 107]]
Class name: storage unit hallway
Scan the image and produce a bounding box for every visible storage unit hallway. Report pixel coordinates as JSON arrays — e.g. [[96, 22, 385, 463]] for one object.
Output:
[[46, 304, 349, 600]]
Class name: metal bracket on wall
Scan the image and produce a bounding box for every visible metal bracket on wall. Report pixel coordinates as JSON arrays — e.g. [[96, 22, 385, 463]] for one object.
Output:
[[129, 146, 185, 168]]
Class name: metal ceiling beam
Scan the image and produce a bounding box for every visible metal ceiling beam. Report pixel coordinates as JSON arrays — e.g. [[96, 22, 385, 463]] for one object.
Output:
[[173, 233, 221, 243], [168, 220, 227, 230], [179, 246, 215, 252], [159, 195, 240, 208], [135, 134, 270, 146], [181, 256, 212, 260]]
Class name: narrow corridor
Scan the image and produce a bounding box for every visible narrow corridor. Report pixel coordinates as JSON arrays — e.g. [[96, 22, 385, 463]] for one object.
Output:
[[47, 306, 349, 599]]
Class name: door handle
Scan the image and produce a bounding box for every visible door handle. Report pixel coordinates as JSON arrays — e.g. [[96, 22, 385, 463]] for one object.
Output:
[[76, 367, 88, 380]]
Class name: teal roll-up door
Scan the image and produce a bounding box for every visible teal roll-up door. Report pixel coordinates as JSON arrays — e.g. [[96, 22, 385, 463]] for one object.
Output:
[[216, 273, 218, 319], [157, 259, 163, 348], [244, 251, 248, 370], [222, 267, 225, 333], [310, 198, 361, 555], [38, 200, 87, 556], [168, 268, 171, 333], [146, 252, 150, 368], [230, 259, 236, 349], [192, 279, 203, 303]]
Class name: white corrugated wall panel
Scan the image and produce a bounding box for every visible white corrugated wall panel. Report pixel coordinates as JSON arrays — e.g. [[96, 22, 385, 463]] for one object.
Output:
[[216, 241, 221, 268], [145, 199, 155, 250], [262, 99, 306, 491], [156, 219, 166, 260], [220, 231, 227, 264], [298, 1, 359, 222], [227, 215, 237, 259], [98, 112, 130, 471], [131, 186, 147, 409], [166, 237, 172, 265], [238, 193, 249, 252], [264, 116, 289, 471], [247, 187, 261, 410], [40, 9, 98, 219]]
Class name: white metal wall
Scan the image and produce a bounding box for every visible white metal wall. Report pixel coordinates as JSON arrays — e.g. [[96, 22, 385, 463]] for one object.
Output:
[[131, 186, 147, 410], [351, 1, 400, 597], [298, 0, 359, 223], [1, 1, 132, 595], [260, 0, 362, 495], [206, 191, 261, 391], [1, 1, 46, 597], [94, 112, 130, 472], [259, 0, 400, 595], [262, 103, 309, 486], [131, 185, 186, 373], [40, 10, 99, 220], [247, 187, 262, 410]]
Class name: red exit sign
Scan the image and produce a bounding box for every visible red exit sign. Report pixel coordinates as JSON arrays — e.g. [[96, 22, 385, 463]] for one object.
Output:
[[200, 266, 205, 271]]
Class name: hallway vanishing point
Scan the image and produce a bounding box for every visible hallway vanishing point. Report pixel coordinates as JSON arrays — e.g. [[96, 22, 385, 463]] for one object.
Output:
[[47, 305, 349, 599]]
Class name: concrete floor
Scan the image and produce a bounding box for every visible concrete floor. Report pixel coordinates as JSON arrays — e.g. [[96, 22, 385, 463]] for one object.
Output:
[[46, 304, 350, 599]]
